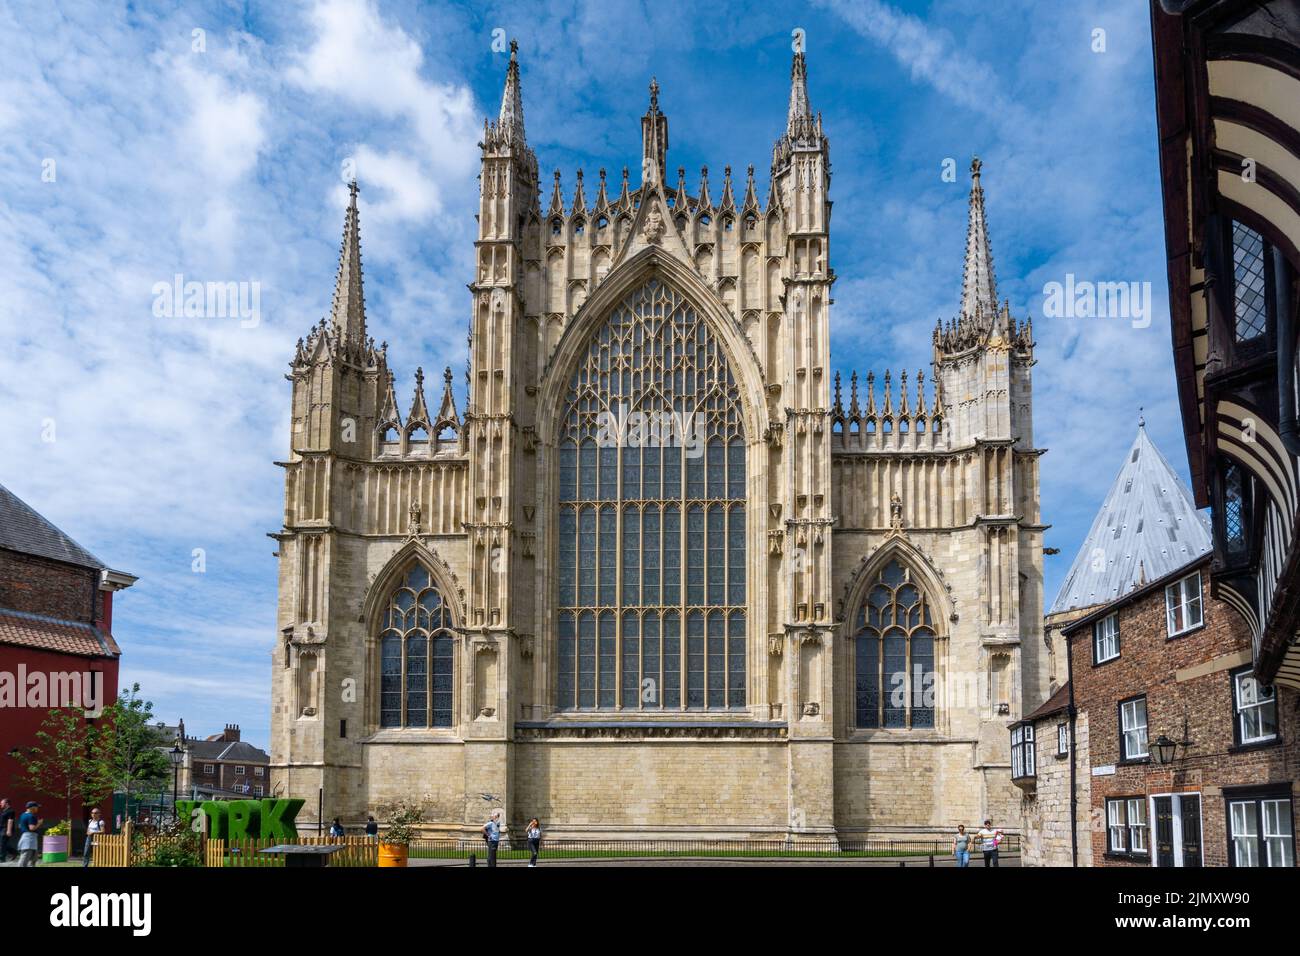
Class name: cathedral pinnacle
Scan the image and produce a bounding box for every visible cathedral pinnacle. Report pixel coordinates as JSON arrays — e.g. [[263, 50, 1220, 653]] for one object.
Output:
[[496, 38, 526, 146], [641, 76, 669, 187], [408, 366, 431, 426], [328, 178, 366, 346], [959, 156, 998, 325], [788, 50, 812, 134], [773, 47, 826, 169]]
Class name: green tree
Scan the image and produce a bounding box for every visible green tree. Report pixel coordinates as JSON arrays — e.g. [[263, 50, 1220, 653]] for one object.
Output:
[[100, 683, 170, 812], [14, 707, 113, 830]]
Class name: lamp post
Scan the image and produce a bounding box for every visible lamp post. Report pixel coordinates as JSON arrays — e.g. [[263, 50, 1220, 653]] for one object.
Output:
[[169, 740, 185, 823]]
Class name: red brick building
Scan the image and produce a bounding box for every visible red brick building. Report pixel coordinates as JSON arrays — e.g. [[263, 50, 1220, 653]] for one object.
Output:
[[168, 721, 271, 798], [0, 483, 135, 844], [1061, 554, 1298, 867]]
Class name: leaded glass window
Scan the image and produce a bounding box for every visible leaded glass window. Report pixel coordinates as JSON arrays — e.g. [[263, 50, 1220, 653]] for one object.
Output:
[[853, 559, 936, 729], [556, 279, 746, 711], [378, 564, 455, 728], [1232, 220, 1269, 342]]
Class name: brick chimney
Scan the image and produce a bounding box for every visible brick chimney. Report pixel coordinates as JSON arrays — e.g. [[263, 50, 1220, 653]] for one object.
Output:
[[222, 723, 240, 742]]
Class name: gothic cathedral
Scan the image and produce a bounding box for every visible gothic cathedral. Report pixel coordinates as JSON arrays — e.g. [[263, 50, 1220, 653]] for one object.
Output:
[[270, 44, 1047, 839]]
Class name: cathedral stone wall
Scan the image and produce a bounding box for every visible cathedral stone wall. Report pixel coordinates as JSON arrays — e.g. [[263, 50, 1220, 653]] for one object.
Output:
[[834, 742, 987, 831], [1018, 712, 1092, 868], [512, 740, 789, 834]]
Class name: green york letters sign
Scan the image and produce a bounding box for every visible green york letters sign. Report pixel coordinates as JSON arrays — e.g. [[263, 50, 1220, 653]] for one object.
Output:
[[173, 798, 306, 840]]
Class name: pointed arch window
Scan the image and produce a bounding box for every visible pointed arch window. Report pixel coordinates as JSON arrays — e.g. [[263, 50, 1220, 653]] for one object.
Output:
[[378, 564, 455, 728], [556, 279, 747, 711], [853, 559, 936, 729]]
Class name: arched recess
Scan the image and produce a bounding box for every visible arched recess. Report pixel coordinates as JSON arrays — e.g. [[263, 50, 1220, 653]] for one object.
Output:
[[535, 246, 767, 447], [362, 540, 465, 732], [532, 249, 768, 717], [837, 539, 953, 736]]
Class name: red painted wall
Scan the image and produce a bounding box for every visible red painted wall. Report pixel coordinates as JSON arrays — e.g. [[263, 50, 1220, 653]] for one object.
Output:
[[0, 644, 120, 845]]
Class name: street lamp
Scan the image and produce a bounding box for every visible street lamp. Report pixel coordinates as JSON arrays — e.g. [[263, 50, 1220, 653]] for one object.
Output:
[[1151, 734, 1178, 765], [169, 739, 185, 823], [1152, 711, 1194, 766]]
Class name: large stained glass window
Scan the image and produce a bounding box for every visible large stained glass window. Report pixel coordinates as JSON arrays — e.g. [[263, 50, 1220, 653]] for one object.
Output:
[[854, 559, 936, 729], [556, 279, 746, 711], [379, 564, 455, 728]]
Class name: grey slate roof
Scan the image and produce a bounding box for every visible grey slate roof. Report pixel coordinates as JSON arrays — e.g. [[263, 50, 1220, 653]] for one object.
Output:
[[185, 739, 270, 763], [1050, 424, 1211, 614], [0, 482, 105, 570]]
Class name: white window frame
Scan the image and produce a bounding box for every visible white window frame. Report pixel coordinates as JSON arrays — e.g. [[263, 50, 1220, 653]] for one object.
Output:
[[1233, 670, 1278, 745], [1262, 799, 1295, 868], [1011, 724, 1035, 778], [1107, 799, 1127, 852], [1230, 800, 1259, 867], [202, 763, 214, 774], [1120, 697, 1148, 760], [254, 766, 265, 777], [1127, 798, 1149, 854], [234, 765, 246, 775], [1164, 572, 1203, 637], [1057, 722, 1069, 756], [1093, 613, 1119, 664], [1230, 796, 1295, 867]]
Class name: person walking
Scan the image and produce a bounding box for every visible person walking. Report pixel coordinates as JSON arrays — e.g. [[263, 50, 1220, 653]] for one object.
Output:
[[329, 817, 345, 838], [0, 799, 15, 863], [526, 818, 542, 868], [17, 801, 42, 867], [83, 808, 104, 868], [953, 824, 971, 868], [977, 819, 1003, 867], [482, 809, 501, 868], [365, 815, 378, 838]]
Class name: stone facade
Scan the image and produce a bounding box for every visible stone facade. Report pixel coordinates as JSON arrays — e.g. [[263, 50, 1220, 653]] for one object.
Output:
[[1065, 557, 1299, 867], [1014, 693, 1092, 868], [269, 45, 1048, 839]]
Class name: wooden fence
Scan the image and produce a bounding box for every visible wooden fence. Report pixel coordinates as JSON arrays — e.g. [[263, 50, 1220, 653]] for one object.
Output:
[[90, 824, 378, 868], [205, 836, 378, 868]]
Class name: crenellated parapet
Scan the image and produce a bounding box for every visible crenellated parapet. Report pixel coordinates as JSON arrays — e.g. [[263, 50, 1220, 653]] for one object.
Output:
[[830, 369, 948, 453]]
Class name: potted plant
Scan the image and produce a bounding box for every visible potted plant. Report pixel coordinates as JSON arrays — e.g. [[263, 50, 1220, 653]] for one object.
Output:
[[42, 820, 70, 863], [377, 801, 423, 868]]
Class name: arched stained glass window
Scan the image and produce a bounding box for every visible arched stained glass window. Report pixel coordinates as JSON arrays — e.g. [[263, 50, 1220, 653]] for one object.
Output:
[[556, 279, 746, 711], [378, 564, 455, 728], [854, 559, 936, 729]]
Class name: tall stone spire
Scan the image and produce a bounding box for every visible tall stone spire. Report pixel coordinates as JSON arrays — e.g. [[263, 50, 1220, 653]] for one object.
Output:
[[497, 38, 525, 146], [959, 157, 997, 324], [772, 48, 826, 172], [640, 77, 669, 188], [787, 50, 812, 135], [329, 179, 366, 345]]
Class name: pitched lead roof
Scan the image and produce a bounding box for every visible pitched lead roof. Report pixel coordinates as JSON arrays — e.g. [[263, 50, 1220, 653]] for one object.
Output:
[[1050, 424, 1212, 614]]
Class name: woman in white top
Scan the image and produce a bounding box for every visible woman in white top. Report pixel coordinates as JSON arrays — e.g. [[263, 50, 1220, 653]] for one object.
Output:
[[83, 808, 105, 868], [526, 818, 542, 867]]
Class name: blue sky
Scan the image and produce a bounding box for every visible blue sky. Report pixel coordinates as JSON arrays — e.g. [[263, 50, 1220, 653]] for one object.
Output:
[[0, 0, 1183, 747]]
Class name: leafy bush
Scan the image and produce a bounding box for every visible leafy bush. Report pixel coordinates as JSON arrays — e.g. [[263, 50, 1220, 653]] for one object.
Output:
[[377, 801, 424, 846], [46, 820, 71, 836], [138, 821, 202, 867]]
